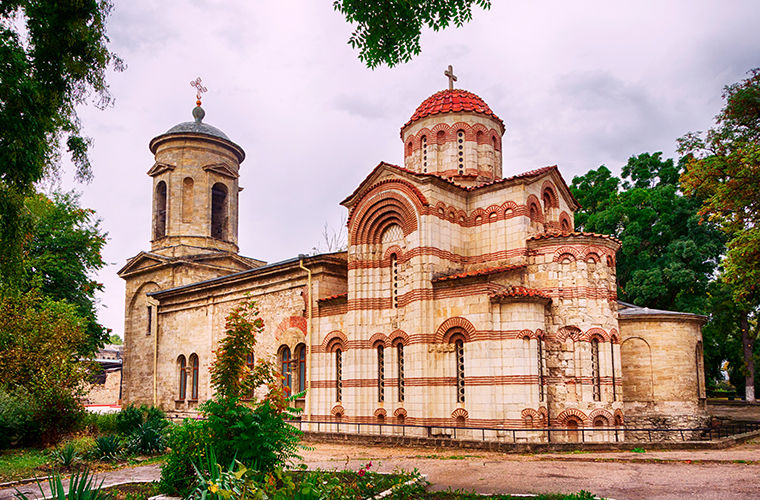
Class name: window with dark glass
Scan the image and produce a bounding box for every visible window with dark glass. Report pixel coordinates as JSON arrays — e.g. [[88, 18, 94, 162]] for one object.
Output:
[[295, 343, 306, 394], [377, 345, 385, 402], [335, 348, 342, 402], [178, 355, 187, 400], [280, 346, 291, 396], [391, 254, 399, 308], [211, 183, 228, 240], [190, 354, 199, 400], [397, 343, 405, 402], [455, 339, 465, 403], [155, 181, 167, 239], [591, 339, 601, 401]]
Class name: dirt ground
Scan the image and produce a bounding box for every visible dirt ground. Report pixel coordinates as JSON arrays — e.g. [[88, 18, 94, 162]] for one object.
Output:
[[299, 439, 760, 500]]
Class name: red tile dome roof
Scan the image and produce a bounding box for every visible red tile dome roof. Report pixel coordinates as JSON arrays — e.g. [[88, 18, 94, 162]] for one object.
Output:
[[402, 89, 504, 132]]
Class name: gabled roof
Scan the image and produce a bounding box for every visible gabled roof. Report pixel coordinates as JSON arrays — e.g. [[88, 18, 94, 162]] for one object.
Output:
[[117, 250, 264, 278], [617, 301, 707, 323]]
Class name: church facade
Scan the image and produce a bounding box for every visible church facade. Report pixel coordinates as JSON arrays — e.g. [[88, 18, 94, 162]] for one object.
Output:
[[119, 82, 708, 440]]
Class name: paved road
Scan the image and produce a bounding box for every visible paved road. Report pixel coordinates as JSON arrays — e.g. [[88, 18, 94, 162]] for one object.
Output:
[[2, 441, 759, 499]]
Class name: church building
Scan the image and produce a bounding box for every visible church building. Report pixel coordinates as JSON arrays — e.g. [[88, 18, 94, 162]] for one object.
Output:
[[119, 74, 708, 440]]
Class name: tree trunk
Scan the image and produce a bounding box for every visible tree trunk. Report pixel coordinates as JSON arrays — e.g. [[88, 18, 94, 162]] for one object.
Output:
[[740, 311, 756, 401]]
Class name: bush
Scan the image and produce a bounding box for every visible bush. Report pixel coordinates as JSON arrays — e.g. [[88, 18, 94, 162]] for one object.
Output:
[[126, 420, 167, 455], [90, 435, 121, 461], [50, 442, 79, 468], [160, 418, 211, 497], [67, 436, 96, 456], [0, 387, 39, 448], [115, 405, 144, 435]]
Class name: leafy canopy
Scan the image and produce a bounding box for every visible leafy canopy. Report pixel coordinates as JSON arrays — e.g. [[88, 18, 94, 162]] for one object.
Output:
[[333, 0, 491, 68], [678, 68, 760, 307], [571, 153, 725, 313], [0, 0, 120, 278]]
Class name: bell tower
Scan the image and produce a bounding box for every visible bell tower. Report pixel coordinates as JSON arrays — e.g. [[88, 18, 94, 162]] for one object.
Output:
[[146, 98, 245, 257]]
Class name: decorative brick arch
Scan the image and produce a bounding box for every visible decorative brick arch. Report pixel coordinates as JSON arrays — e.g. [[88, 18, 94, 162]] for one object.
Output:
[[559, 211, 572, 232], [451, 122, 473, 141], [471, 207, 487, 226], [614, 409, 625, 426], [541, 181, 559, 208], [557, 325, 582, 342], [521, 408, 540, 427], [275, 316, 307, 340], [606, 255, 615, 267], [393, 407, 407, 418], [610, 328, 620, 344], [351, 191, 420, 245], [501, 200, 518, 217], [348, 178, 428, 223], [389, 329, 410, 346], [374, 407, 387, 417], [451, 408, 469, 419], [491, 133, 501, 151], [553, 246, 581, 262], [538, 406, 548, 426], [382, 245, 404, 262], [584, 251, 601, 263], [526, 194, 544, 223], [589, 408, 613, 426], [471, 123, 489, 142], [584, 327, 609, 342], [331, 404, 345, 417], [435, 317, 476, 343], [555, 408, 588, 426], [369, 332, 388, 348], [323, 331, 348, 353], [431, 122, 450, 141]]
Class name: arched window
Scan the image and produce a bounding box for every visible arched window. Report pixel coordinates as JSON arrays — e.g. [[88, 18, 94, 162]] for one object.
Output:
[[454, 338, 465, 403], [456, 130, 465, 174], [537, 338, 545, 402], [593, 416, 608, 428], [406, 141, 413, 157], [591, 339, 601, 401], [421, 135, 428, 173], [610, 342, 617, 401], [377, 345, 385, 402], [280, 346, 291, 396], [335, 348, 342, 402], [436, 130, 446, 170], [560, 218, 571, 232], [190, 354, 199, 400], [177, 355, 187, 400], [182, 177, 194, 222], [397, 343, 405, 402], [390, 254, 399, 308], [154, 181, 167, 239], [295, 343, 306, 394], [211, 183, 228, 240]]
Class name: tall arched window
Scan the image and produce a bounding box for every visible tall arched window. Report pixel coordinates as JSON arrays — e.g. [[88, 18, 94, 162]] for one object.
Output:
[[295, 343, 306, 394], [335, 348, 342, 402], [280, 346, 292, 395], [190, 354, 199, 400], [154, 181, 167, 239], [436, 130, 446, 171], [537, 338, 545, 402], [397, 343, 405, 402], [390, 254, 399, 308], [610, 342, 617, 401], [377, 345, 385, 402], [182, 177, 194, 222], [455, 338, 465, 403], [456, 130, 465, 174], [178, 355, 187, 400], [211, 183, 228, 240], [591, 339, 601, 401], [421, 135, 428, 173]]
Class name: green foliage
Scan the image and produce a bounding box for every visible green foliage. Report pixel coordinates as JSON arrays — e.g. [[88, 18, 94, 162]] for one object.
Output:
[[50, 442, 79, 468], [91, 435, 121, 461], [116, 404, 146, 436], [0, 448, 49, 482], [125, 420, 167, 455], [0, 0, 121, 278], [333, 0, 491, 68], [83, 412, 119, 435], [108, 334, 123, 345], [160, 418, 211, 497], [0, 387, 39, 448], [0, 289, 90, 445], [571, 153, 725, 313], [14, 469, 107, 500]]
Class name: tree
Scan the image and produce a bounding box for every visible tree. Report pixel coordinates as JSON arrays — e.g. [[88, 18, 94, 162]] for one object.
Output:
[[333, 0, 491, 68], [678, 68, 760, 400], [20, 191, 109, 356], [571, 153, 725, 314], [0, 0, 121, 279]]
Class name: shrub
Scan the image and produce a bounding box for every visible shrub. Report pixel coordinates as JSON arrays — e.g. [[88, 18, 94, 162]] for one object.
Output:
[[67, 436, 96, 456], [126, 420, 167, 455], [0, 387, 39, 448], [115, 405, 144, 435], [160, 418, 211, 497], [15, 469, 107, 500], [91, 435, 121, 461], [50, 442, 79, 468]]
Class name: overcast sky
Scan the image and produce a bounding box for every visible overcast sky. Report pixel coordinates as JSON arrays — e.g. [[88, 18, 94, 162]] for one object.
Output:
[[57, 1, 759, 338]]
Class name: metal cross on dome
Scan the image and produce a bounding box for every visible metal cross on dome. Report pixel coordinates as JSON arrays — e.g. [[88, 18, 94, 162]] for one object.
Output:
[[190, 77, 207, 105], [444, 65, 457, 90]]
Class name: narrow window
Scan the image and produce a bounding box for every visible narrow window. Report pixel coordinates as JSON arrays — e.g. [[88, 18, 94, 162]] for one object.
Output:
[[457, 130, 465, 175], [335, 348, 342, 402], [610, 342, 617, 401], [178, 355, 187, 400], [154, 181, 167, 239], [296, 343, 306, 394], [390, 254, 399, 308], [422, 135, 428, 172], [591, 339, 601, 401], [377, 345, 385, 403], [211, 183, 228, 240], [280, 346, 291, 396], [436, 130, 446, 171], [696, 341, 703, 398], [190, 354, 199, 400], [146, 305, 152, 334], [455, 339, 465, 403], [397, 343, 405, 402], [537, 338, 545, 402], [182, 177, 194, 222]]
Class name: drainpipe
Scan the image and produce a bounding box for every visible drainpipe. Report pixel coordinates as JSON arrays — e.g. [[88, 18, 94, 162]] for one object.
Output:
[[298, 255, 313, 422], [148, 297, 159, 406]]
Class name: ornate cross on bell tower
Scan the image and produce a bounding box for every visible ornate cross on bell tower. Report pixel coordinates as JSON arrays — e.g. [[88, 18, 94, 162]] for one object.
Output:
[[444, 65, 457, 90], [190, 77, 207, 106]]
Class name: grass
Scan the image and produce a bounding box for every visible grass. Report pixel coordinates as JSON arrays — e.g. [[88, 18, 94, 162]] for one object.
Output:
[[0, 448, 50, 482]]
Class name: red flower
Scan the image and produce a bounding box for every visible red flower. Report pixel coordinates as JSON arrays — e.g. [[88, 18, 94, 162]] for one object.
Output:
[[358, 469, 366, 477]]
